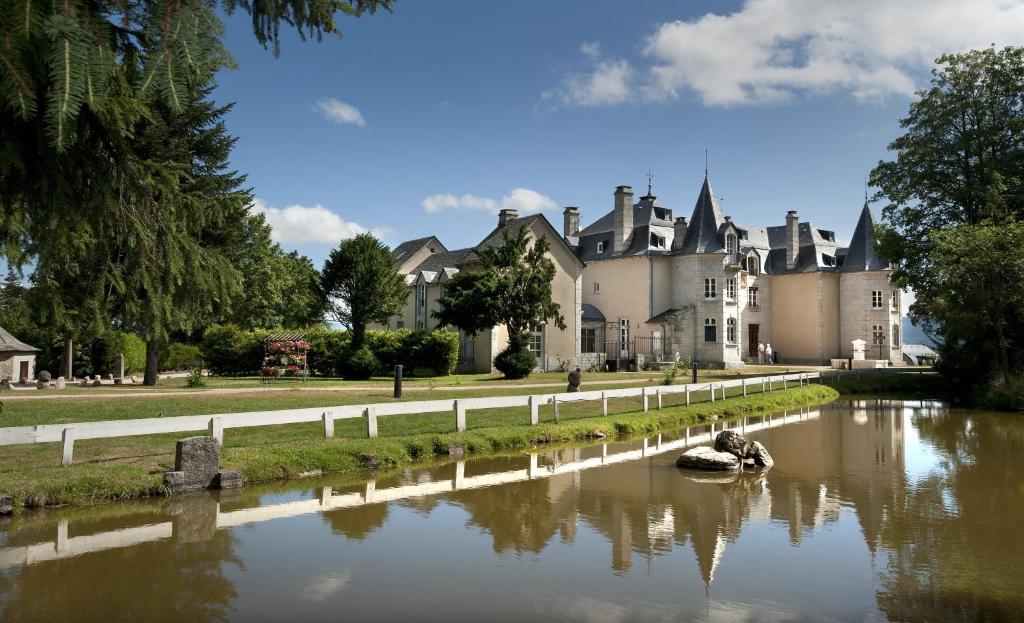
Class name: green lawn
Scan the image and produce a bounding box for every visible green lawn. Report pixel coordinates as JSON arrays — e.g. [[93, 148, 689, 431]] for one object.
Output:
[[0, 377, 838, 510]]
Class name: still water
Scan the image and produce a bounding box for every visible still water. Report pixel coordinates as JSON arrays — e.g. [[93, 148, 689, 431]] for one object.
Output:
[[1, 399, 1021, 622]]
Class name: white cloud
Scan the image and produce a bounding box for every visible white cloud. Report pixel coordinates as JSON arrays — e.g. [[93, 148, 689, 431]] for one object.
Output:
[[315, 98, 367, 126], [251, 198, 388, 244], [547, 0, 1024, 107], [543, 45, 636, 108], [422, 188, 558, 215], [301, 570, 352, 602]]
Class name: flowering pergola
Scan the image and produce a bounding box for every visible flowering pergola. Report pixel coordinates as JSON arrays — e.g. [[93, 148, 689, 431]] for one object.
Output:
[[261, 332, 310, 382]]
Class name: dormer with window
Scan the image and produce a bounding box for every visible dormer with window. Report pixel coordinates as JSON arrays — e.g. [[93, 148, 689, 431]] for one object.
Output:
[[597, 241, 606, 254], [745, 252, 760, 275]]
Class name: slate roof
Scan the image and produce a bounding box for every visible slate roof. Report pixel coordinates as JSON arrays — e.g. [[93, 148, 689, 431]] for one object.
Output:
[[675, 176, 724, 255], [648, 308, 683, 324], [841, 204, 889, 272], [413, 248, 478, 274], [391, 236, 446, 265], [574, 192, 676, 261], [0, 326, 39, 353]]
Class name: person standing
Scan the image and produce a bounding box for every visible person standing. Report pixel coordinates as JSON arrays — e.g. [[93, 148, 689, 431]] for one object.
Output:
[[567, 367, 582, 392], [757, 342, 765, 364], [765, 343, 773, 365]]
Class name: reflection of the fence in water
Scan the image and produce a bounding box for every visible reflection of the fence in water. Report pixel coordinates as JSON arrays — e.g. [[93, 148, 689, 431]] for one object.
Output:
[[0, 407, 823, 569]]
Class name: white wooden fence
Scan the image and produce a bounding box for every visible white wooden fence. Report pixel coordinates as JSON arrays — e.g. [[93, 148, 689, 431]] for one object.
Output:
[[0, 371, 837, 467]]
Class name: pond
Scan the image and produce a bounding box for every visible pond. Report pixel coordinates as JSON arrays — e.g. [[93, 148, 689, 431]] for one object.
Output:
[[1, 399, 1021, 621]]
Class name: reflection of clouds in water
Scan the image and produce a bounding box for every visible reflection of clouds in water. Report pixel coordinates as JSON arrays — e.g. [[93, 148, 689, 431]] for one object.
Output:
[[532, 593, 680, 623], [301, 570, 352, 602]]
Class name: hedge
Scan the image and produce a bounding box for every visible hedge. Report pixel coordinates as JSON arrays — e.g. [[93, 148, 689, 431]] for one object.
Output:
[[200, 324, 459, 377]]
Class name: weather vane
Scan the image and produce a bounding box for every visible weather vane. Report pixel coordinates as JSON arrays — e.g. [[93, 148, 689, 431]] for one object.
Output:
[[647, 169, 653, 195]]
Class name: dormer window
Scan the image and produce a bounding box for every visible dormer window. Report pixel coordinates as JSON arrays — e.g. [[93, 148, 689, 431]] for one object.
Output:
[[650, 233, 666, 248], [746, 255, 759, 275], [822, 254, 836, 267], [597, 241, 605, 254], [726, 233, 737, 254]]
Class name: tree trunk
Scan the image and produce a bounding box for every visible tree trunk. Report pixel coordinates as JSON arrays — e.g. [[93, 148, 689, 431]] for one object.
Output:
[[144, 340, 162, 386], [62, 336, 73, 379], [351, 324, 366, 351]]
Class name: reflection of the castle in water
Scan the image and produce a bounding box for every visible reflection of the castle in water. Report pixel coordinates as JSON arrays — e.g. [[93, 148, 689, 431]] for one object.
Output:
[[0, 400, 934, 589]]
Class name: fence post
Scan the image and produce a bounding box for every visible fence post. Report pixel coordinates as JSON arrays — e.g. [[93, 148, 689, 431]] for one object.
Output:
[[769, 378, 773, 393], [529, 395, 539, 426], [320, 487, 333, 507], [783, 376, 788, 390], [656, 389, 663, 410], [642, 437, 649, 457], [528, 453, 539, 478], [454, 460, 465, 489], [365, 407, 378, 439], [61, 427, 75, 467], [601, 392, 608, 417], [710, 384, 715, 403], [322, 411, 334, 439], [552, 396, 560, 423], [209, 417, 224, 447], [685, 386, 691, 406], [455, 400, 466, 433], [656, 433, 662, 449], [601, 444, 608, 462], [742, 378, 747, 397]]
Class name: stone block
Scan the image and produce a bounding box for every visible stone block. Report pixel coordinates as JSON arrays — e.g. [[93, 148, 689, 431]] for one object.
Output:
[[0, 494, 13, 515], [164, 437, 243, 495], [55, 376, 66, 389], [676, 446, 740, 471], [215, 470, 243, 490], [114, 378, 123, 385]]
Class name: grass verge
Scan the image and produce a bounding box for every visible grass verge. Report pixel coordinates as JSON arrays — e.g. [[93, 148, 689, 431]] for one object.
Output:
[[0, 384, 837, 511]]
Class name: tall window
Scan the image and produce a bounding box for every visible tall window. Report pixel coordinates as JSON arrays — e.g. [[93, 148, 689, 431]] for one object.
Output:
[[891, 290, 899, 310], [748, 287, 758, 308], [746, 255, 759, 275], [872, 290, 883, 309], [726, 318, 737, 343], [619, 319, 630, 354], [417, 283, 427, 313], [892, 323, 900, 347], [872, 324, 884, 345], [704, 318, 717, 343], [529, 325, 544, 359], [704, 278, 717, 299], [593, 282, 601, 294], [581, 328, 597, 353], [725, 278, 736, 300], [726, 233, 737, 254], [438, 283, 445, 300], [597, 241, 605, 254], [416, 320, 424, 330]]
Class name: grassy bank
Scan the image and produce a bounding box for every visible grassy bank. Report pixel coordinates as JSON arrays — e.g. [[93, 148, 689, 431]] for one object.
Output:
[[0, 384, 837, 511], [831, 370, 949, 399]]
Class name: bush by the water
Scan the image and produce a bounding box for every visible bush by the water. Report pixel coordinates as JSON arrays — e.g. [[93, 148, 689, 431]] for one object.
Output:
[[982, 374, 1024, 412], [494, 343, 536, 379], [200, 324, 459, 377]]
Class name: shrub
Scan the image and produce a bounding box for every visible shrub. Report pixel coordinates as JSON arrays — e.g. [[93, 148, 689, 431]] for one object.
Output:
[[201, 325, 250, 375], [185, 369, 207, 388], [366, 329, 410, 372], [95, 331, 146, 375], [345, 346, 379, 380], [411, 330, 459, 375], [494, 342, 536, 379], [161, 343, 202, 371], [982, 374, 1024, 412], [304, 327, 351, 376]]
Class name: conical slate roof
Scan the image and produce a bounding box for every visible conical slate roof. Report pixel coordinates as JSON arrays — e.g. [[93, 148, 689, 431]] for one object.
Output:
[[841, 203, 888, 272], [678, 175, 726, 254], [0, 326, 39, 352]]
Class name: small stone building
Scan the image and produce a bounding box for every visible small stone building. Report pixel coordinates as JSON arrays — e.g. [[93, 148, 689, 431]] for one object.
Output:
[[0, 326, 39, 381]]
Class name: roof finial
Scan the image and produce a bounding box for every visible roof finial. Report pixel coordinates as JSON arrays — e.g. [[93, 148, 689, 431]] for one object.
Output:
[[646, 169, 654, 196], [705, 148, 709, 177], [864, 174, 870, 204]]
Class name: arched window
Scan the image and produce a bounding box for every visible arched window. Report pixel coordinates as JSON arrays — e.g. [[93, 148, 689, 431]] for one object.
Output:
[[746, 255, 759, 275], [726, 233, 737, 254], [726, 318, 736, 343], [704, 318, 717, 343]]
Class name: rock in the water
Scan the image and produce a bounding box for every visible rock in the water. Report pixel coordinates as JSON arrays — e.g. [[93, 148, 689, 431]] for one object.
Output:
[[714, 430, 752, 459], [0, 494, 13, 515], [164, 436, 225, 495], [749, 440, 774, 467], [676, 446, 740, 471]]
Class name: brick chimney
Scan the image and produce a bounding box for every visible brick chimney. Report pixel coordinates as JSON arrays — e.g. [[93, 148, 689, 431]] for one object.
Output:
[[672, 216, 688, 252], [563, 207, 580, 237], [785, 210, 799, 270], [498, 208, 519, 228], [613, 186, 634, 254]]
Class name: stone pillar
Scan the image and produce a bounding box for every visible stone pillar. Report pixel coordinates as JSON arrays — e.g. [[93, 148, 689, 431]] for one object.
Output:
[[116, 353, 125, 379], [62, 336, 73, 379]]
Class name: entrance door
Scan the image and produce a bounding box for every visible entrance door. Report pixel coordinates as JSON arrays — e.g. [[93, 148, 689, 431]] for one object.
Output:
[[619, 320, 630, 358], [748, 324, 760, 358], [19, 360, 29, 380]]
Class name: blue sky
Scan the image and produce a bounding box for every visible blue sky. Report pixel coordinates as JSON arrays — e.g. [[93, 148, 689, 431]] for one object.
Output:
[[213, 0, 1024, 270]]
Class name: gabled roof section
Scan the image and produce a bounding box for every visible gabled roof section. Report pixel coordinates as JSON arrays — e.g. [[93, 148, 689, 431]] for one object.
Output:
[[413, 248, 478, 274], [392, 236, 445, 262], [841, 203, 888, 272], [0, 326, 39, 352], [477, 214, 586, 268], [679, 175, 726, 254]]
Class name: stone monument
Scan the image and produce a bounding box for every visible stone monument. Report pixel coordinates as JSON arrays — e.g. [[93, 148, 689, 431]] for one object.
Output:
[[164, 436, 243, 495]]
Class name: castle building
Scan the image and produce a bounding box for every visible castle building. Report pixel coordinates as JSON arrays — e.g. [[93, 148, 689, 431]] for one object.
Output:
[[389, 173, 902, 372], [566, 174, 902, 368]]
